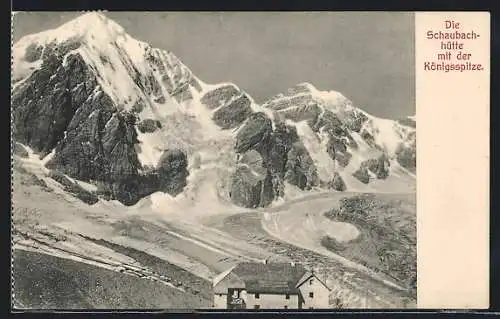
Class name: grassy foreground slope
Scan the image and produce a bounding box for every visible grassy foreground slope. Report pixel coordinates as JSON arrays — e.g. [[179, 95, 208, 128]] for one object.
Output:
[[12, 157, 214, 309], [12, 249, 211, 309], [322, 193, 416, 292]]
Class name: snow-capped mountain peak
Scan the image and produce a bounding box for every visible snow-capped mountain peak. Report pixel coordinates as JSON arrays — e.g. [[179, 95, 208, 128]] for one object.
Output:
[[13, 12, 199, 110], [12, 12, 416, 210], [16, 12, 126, 46], [60, 12, 125, 37]]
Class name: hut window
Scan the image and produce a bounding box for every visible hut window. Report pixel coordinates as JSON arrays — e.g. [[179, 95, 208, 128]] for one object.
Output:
[[309, 292, 314, 298], [255, 293, 260, 299], [285, 294, 290, 299]]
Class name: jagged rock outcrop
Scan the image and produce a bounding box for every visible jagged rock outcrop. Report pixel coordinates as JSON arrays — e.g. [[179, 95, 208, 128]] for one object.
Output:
[[235, 113, 273, 153], [328, 172, 346, 191], [199, 84, 253, 129], [230, 166, 267, 208], [13, 46, 189, 206], [326, 136, 352, 168], [353, 166, 370, 184], [145, 47, 192, 98], [279, 103, 322, 122], [343, 109, 369, 133], [200, 85, 241, 109], [229, 111, 319, 207], [285, 142, 319, 190], [308, 108, 356, 168], [212, 94, 253, 129], [238, 150, 266, 175], [137, 119, 162, 133], [24, 43, 44, 62], [397, 116, 416, 129], [364, 154, 390, 179], [263, 122, 299, 198], [231, 150, 274, 208], [352, 154, 390, 184], [360, 129, 376, 148], [395, 142, 416, 173], [156, 149, 189, 195], [12, 52, 95, 156]]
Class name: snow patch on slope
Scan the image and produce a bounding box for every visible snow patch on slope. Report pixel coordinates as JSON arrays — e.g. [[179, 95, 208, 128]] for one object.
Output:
[[292, 120, 336, 182], [135, 132, 166, 168], [364, 117, 402, 156], [150, 164, 240, 220], [305, 82, 353, 111]]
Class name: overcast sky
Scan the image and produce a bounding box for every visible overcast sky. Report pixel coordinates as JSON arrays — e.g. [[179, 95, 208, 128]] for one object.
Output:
[[13, 12, 415, 119]]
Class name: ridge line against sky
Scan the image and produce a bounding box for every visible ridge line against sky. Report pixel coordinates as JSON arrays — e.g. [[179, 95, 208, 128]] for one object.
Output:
[[12, 11, 415, 119]]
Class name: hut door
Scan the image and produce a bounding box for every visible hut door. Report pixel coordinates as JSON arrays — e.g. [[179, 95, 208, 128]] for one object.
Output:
[[227, 288, 246, 309]]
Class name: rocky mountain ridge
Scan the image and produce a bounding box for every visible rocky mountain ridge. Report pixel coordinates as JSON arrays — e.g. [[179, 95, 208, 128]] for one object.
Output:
[[12, 12, 416, 208]]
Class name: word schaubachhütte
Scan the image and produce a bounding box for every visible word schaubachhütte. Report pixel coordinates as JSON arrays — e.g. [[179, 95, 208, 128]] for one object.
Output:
[[426, 30, 480, 40]]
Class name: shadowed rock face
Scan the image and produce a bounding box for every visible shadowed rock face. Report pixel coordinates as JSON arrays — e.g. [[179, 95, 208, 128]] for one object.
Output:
[[326, 136, 352, 168], [24, 43, 44, 62], [365, 154, 390, 180], [353, 167, 370, 184], [212, 94, 253, 129], [137, 119, 162, 133], [352, 154, 390, 184], [200, 85, 241, 110], [360, 130, 376, 148], [238, 150, 267, 176], [318, 111, 347, 136], [397, 117, 416, 129], [344, 109, 368, 133], [230, 113, 319, 207], [265, 123, 299, 174], [262, 84, 314, 112], [328, 172, 346, 191], [235, 112, 273, 154], [309, 109, 357, 168], [13, 50, 189, 206], [395, 143, 416, 174], [262, 122, 301, 199], [13, 53, 96, 156], [230, 166, 266, 208], [285, 142, 319, 190], [277, 103, 322, 122], [156, 150, 189, 195], [200, 84, 253, 129], [231, 113, 274, 207]]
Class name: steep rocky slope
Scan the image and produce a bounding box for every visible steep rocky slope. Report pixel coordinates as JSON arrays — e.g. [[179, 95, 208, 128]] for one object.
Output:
[[12, 12, 416, 209]]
